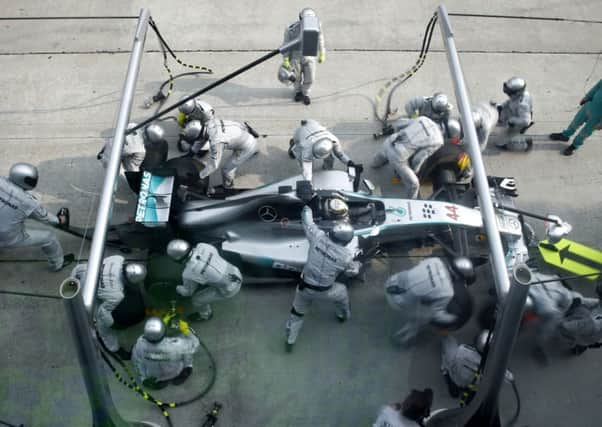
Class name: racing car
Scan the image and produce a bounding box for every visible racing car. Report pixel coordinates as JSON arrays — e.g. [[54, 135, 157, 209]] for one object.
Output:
[[85, 155, 525, 282]]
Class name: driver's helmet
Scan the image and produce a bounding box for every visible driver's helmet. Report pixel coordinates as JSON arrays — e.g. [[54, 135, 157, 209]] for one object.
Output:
[[325, 198, 349, 220]]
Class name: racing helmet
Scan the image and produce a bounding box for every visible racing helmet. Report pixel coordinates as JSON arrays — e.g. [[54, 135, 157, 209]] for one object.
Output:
[[196, 100, 214, 124], [475, 329, 491, 354], [312, 139, 333, 159], [145, 123, 165, 144], [123, 263, 147, 284], [503, 77, 526, 97], [446, 118, 462, 144], [299, 7, 317, 19], [450, 257, 476, 285], [8, 163, 38, 190], [431, 92, 452, 115], [179, 98, 197, 115], [182, 120, 207, 143], [143, 317, 166, 343], [167, 239, 192, 261], [277, 64, 296, 85], [329, 221, 354, 245], [325, 198, 349, 219]]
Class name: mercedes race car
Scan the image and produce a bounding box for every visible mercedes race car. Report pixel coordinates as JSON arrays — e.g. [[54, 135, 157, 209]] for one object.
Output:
[[85, 156, 526, 281]]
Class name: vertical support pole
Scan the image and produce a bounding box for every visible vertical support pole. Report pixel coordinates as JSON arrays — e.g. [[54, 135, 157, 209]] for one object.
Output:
[[82, 8, 151, 313], [426, 5, 530, 426], [60, 9, 159, 427]]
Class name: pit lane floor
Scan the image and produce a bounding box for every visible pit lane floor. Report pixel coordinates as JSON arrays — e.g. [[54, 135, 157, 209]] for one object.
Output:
[[1, 1, 601, 426]]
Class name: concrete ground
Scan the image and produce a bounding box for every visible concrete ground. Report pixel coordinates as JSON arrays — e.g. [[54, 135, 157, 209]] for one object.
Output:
[[0, 1, 601, 426]]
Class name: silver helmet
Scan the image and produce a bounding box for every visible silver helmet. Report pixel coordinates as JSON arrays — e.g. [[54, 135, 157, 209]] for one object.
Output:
[[451, 257, 476, 285], [277, 64, 296, 86], [179, 98, 197, 115], [329, 221, 354, 245], [299, 7, 317, 19], [123, 263, 147, 284], [9, 163, 38, 190], [312, 139, 333, 159], [546, 215, 572, 244], [196, 100, 214, 124], [167, 239, 192, 261], [326, 198, 349, 219], [503, 77, 526, 97], [431, 93, 452, 115], [445, 118, 462, 143], [145, 123, 165, 144], [182, 120, 206, 143], [143, 317, 166, 343], [475, 329, 491, 354]]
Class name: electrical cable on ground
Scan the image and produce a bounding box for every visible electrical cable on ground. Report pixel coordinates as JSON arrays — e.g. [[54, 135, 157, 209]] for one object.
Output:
[[96, 324, 217, 426], [373, 13, 438, 126], [448, 12, 602, 25], [0, 16, 137, 20], [0, 418, 23, 427], [144, 17, 213, 110]]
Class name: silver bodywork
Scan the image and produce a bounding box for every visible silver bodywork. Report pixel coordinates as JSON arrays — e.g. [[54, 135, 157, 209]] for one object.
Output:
[[174, 170, 524, 277]]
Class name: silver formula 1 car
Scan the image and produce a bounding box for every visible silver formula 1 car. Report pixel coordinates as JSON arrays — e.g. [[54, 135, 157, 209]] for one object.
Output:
[[93, 158, 524, 281]]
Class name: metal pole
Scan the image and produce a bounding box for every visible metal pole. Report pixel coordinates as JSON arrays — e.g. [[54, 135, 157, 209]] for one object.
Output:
[[83, 8, 150, 313], [426, 6, 529, 426], [436, 4, 510, 299], [426, 265, 531, 427], [60, 278, 159, 427]]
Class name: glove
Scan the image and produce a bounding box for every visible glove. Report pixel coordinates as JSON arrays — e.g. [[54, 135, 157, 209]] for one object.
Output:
[[282, 57, 291, 70], [178, 320, 191, 335], [318, 51, 325, 63], [57, 207, 70, 229], [579, 98, 587, 106], [177, 112, 187, 127]]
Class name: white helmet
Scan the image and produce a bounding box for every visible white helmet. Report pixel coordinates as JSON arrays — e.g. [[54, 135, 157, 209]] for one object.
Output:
[[325, 198, 349, 219], [431, 93, 452, 115], [546, 215, 572, 244], [196, 100, 214, 124], [299, 7, 316, 19], [179, 98, 196, 115], [143, 317, 166, 343], [145, 123, 165, 144], [9, 163, 38, 190], [123, 263, 147, 284], [167, 239, 192, 261], [445, 118, 462, 143], [503, 77, 526, 97], [182, 120, 207, 143], [329, 221, 354, 245], [277, 65, 296, 86], [312, 139, 333, 159]]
